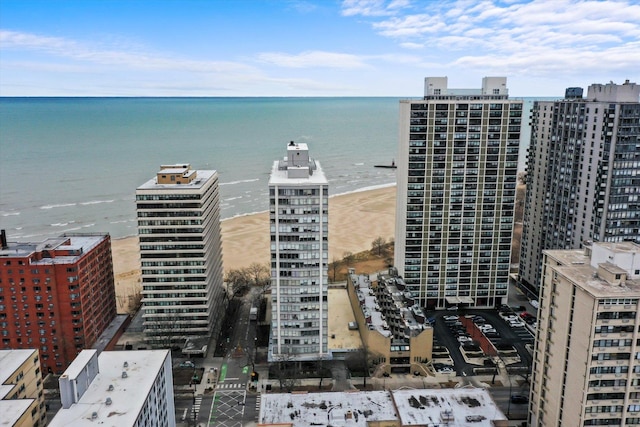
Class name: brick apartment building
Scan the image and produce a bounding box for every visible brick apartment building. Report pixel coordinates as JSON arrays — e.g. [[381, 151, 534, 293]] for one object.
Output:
[[0, 230, 116, 374]]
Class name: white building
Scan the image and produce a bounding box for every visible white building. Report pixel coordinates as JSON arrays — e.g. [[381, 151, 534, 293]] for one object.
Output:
[[530, 241, 640, 426], [136, 164, 226, 350], [268, 142, 329, 361], [50, 349, 175, 427], [395, 77, 522, 309], [259, 389, 507, 426], [519, 80, 640, 295]]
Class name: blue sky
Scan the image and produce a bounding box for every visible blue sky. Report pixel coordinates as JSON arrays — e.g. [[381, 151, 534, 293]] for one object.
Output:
[[1, 0, 639, 96]]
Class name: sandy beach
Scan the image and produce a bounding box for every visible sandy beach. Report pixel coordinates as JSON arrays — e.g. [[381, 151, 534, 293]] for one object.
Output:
[[112, 185, 397, 313]]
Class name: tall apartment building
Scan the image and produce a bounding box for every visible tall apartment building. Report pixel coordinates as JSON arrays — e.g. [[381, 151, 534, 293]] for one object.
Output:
[[395, 77, 521, 310], [269, 142, 329, 361], [136, 164, 225, 349], [0, 231, 116, 374], [530, 241, 640, 426], [50, 349, 175, 427], [519, 80, 640, 295], [0, 349, 47, 427]]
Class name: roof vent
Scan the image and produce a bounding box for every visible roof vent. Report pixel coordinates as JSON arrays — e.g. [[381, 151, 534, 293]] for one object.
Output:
[[107, 384, 114, 391], [105, 397, 112, 406], [123, 361, 128, 368], [91, 412, 98, 420], [122, 371, 128, 379]]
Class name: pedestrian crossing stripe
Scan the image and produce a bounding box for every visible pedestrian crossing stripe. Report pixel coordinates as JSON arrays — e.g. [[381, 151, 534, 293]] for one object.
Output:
[[216, 383, 245, 389]]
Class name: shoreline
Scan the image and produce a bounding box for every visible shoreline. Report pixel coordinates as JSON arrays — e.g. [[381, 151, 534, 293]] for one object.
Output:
[[112, 185, 397, 313]]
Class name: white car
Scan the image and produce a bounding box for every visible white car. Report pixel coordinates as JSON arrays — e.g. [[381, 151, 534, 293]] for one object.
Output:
[[443, 315, 459, 321], [478, 324, 494, 331], [530, 300, 540, 309], [457, 336, 472, 343]]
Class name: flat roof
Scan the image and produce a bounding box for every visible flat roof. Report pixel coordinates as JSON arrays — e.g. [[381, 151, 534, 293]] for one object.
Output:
[[49, 350, 170, 427], [393, 388, 507, 426], [259, 390, 397, 426], [137, 169, 217, 190], [0, 349, 38, 398], [268, 159, 328, 185], [328, 288, 362, 352], [546, 248, 640, 298], [258, 389, 506, 426], [0, 234, 107, 262], [0, 350, 38, 426]]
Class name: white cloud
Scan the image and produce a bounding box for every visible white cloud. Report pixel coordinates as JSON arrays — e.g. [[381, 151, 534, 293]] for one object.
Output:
[[256, 50, 371, 69], [0, 30, 255, 74], [342, 0, 640, 80]]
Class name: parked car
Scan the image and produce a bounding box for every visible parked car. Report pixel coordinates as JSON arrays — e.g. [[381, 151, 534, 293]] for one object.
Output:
[[530, 300, 540, 309], [443, 315, 459, 321], [510, 394, 529, 404], [179, 361, 195, 368]]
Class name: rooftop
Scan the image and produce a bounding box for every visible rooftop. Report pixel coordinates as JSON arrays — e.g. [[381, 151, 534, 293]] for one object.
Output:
[[0, 233, 107, 262], [137, 168, 217, 190], [259, 388, 506, 426], [0, 349, 38, 426], [327, 287, 362, 352], [49, 350, 170, 427]]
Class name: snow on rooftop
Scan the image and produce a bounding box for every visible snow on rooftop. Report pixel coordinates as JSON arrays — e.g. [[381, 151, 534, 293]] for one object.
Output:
[[393, 388, 507, 426], [259, 391, 397, 426], [259, 389, 506, 427]]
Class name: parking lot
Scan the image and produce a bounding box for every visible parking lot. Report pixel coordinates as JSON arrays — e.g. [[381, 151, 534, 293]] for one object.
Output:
[[430, 307, 534, 377]]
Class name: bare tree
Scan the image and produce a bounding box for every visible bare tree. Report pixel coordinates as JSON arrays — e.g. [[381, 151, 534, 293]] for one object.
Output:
[[371, 236, 386, 256], [329, 256, 341, 282], [346, 346, 382, 388], [273, 352, 300, 392], [247, 262, 270, 291], [342, 251, 355, 267], [225, 268, 251, 299]]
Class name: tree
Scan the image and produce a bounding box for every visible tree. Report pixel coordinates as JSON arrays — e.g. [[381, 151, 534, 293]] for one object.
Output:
[[330, 256, 341, 282], [247, 262, 270, 291], [371, 236, 386, 256], [346, 346, 382, 388], [225, 268, 251, 299], [342, 251, 355, 267], [273, 352, 300, 392]]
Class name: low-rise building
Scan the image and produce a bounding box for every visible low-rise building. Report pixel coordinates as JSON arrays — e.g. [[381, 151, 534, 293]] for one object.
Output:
[[0, 349, 46, 427], [347, 269, 433, 375], [258, 388, 507, 426], [50, 349, 175, 427]]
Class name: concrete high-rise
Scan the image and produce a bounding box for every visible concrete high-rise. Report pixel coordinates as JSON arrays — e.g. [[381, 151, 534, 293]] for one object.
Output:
[[394, 77, 522, 310], [529, 242, 640, 426], [136, 164, 225, 351], [519, 80, 640, 295], [0, 232, 116, 374], [268, 142, 329, 361]]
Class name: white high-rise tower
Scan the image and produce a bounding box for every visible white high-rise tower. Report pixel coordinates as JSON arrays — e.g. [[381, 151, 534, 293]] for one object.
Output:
[[268, 142, 329, 361]]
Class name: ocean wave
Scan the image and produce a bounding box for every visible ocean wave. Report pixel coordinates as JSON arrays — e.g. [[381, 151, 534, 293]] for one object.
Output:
[[220, 178, 260, 186], [353, 162, 364, 166], [1, 211, 20, 217], [80, 199, 114, 206], [225, 196, 243, 201], [51, 221, 75, 227], [40, 203, 77, 210]]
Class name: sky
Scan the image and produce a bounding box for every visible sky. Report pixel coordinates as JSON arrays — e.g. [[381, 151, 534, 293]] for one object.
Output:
[[1, 0, 639, 97]]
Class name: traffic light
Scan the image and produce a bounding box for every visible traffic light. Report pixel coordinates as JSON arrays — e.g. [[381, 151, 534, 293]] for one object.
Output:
[[251, 371, 259, 382]]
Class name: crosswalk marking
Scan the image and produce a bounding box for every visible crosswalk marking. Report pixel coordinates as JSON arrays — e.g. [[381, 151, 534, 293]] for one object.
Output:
[[216, 383, 245, 389], [192, 396, 202, 415]]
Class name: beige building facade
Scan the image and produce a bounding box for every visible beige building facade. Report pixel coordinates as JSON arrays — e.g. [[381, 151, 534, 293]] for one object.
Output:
[[530, 241, 640, 426], [347, 270, 433, 375], [0, 349, 46, 427]]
